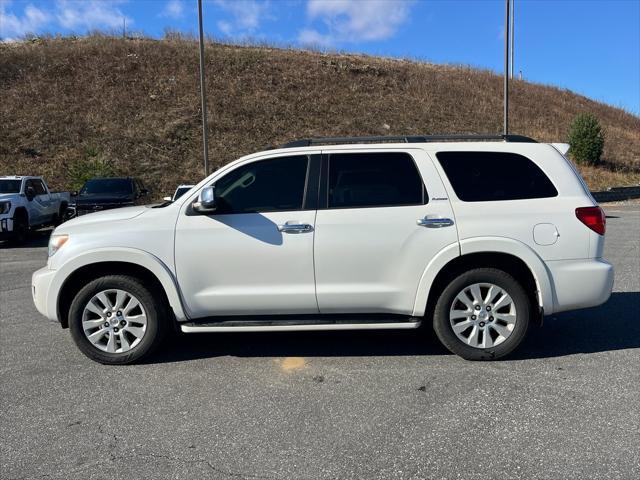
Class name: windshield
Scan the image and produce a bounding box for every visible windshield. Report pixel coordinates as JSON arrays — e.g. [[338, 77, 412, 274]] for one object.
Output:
[[80, 179, 133, 195], [0, 180, 22, 194]]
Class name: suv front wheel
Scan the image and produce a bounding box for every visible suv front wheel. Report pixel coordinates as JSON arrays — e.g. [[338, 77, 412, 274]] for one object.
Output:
[[433, 268, 531, 360], [68, 275, 167, 364]]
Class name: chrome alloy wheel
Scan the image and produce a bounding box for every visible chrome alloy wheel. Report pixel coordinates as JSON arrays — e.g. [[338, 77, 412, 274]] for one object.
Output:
[[449, 283, 517, 349], [82, 289, 148, 353]]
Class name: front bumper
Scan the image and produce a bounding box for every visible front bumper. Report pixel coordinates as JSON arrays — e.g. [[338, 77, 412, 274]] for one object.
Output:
[[32, 266, 58, 322], [546, 258, 614, 314]]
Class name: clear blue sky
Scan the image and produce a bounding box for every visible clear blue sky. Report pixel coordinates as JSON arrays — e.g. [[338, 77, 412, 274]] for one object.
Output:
[[2, 0, 639, 114]]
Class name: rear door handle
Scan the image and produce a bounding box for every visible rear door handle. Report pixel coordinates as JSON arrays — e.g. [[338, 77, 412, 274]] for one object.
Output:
[[417, 217, 455, 228], [277, 223, 314, 234]]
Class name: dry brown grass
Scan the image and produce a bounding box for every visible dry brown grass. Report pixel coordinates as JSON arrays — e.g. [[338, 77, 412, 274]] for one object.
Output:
[[1, 35, 639, 197], [577, 165, 640, 191]]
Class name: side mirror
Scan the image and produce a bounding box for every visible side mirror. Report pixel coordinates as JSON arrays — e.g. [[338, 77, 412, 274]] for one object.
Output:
[[163, 196, 172, 202], [140, 188, 149, 196], [25, 186, 36, 201], [193, 186, 217, 214], [71, 191, 78, 197]]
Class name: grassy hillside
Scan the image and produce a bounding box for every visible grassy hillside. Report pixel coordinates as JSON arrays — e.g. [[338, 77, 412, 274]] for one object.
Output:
[[1, 35, 639, 197]]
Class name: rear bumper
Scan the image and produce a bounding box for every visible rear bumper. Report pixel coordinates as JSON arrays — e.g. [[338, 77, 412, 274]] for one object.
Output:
[[32, 266, 58, 322], [546, 258, 614, 314]]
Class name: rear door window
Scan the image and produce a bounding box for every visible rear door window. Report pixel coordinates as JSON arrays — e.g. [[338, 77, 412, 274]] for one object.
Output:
[[436, 151, 558, 202], [327, 152, 426, 209], [34, 180, 47, 195]]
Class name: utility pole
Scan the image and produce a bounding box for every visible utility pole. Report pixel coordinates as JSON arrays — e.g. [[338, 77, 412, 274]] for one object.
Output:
[[504, 0, 510, 136], [197, 0, 210, 177], [510, 0, 515, 79]]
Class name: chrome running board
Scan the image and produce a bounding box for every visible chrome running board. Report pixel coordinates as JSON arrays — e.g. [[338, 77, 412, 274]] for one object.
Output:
[[180, 315, 422, 333]]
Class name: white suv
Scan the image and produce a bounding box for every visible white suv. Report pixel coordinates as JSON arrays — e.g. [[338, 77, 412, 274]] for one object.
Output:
[[32, 135, 614, 364]]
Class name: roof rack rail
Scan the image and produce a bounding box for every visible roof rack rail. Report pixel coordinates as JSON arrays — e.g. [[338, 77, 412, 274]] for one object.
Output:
[[280, 134, 537, 148]]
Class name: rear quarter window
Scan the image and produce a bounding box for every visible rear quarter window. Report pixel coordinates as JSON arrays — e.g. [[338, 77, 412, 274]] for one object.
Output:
[[436, 151, 558, 202]]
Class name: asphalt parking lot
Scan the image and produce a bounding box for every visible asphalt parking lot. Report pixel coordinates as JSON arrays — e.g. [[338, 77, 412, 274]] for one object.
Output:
[[1, 205, 639, 480]]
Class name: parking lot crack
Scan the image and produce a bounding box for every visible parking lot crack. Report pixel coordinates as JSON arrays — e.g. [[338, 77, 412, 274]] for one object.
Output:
[[92, 425, 281, 479], [132, 452, 282, 480]]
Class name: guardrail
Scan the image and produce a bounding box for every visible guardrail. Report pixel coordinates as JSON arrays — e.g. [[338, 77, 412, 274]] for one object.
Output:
[[591, 185, 640, 203]]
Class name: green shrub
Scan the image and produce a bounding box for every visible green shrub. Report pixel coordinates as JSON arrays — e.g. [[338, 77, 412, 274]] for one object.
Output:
[[66, 148, 116, 190], [568, 113, 605, 165]]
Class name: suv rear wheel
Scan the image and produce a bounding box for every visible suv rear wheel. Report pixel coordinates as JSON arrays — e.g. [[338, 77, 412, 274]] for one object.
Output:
[[68, 275, 167, 364], [433, 268, 531, 360]]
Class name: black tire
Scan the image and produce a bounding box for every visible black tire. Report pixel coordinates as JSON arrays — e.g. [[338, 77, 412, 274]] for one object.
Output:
[[11, 214, 28, 245], [432, 268, 531, 361], [68, 275, 167, 364], [55, 205, 67, 226]]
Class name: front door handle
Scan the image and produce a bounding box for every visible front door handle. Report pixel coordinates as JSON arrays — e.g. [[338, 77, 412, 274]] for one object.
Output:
[[417, 217, 455, 228], [277, 222, 314, 234]]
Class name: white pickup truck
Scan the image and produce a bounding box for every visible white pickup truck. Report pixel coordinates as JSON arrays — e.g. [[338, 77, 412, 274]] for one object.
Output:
[[0, 176, 71, 243]]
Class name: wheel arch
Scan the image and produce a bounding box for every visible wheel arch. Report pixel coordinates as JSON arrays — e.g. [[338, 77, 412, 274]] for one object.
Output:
[[14, 206, 28, 221], [53, 248, 188, 328], [413, 237, 554, 318]]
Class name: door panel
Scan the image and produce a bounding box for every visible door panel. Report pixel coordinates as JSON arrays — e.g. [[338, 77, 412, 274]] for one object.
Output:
[[175, 210, 318, 317], [174, 153, 320, 318], [26, 179, 49, 224], [36, 180, 55, 219], [314, 149, 459, 315]]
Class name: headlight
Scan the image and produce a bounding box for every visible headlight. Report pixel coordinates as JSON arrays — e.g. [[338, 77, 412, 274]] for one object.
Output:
[[48, 234, 69, 257], [0, 201, 11, 214]]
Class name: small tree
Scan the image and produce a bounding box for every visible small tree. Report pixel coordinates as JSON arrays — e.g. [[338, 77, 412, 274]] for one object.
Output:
[[568, 113, 605, 165], [66, 148, 116, 191]]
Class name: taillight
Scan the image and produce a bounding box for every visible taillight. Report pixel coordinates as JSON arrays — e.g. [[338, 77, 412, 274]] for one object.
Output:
[[575, 206, 606, 235]]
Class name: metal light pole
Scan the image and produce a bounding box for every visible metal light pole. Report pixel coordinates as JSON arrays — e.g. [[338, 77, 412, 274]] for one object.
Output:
[[504, 0, 511, 136], [510, 0, 515, 79], [197, 0, 209, 176]]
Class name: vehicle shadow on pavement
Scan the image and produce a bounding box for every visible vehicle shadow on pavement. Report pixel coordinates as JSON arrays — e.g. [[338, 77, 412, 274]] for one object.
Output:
[[148, 292, 639, 363], [151, 329, 448, 363], [0, 229, 51, 249], [512, 291, 640, 360]]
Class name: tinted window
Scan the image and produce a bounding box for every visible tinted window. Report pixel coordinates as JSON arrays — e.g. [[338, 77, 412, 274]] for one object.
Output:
[[214, 156, 308, 214], [80, 179, 133, 195], [437, 152, 558, 202], [34, 180, 47, 195], [174, 186, 192, 201], [26, 179, 46, 195], [0, 180, 21, 193], [327, 152, 425, 209]]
